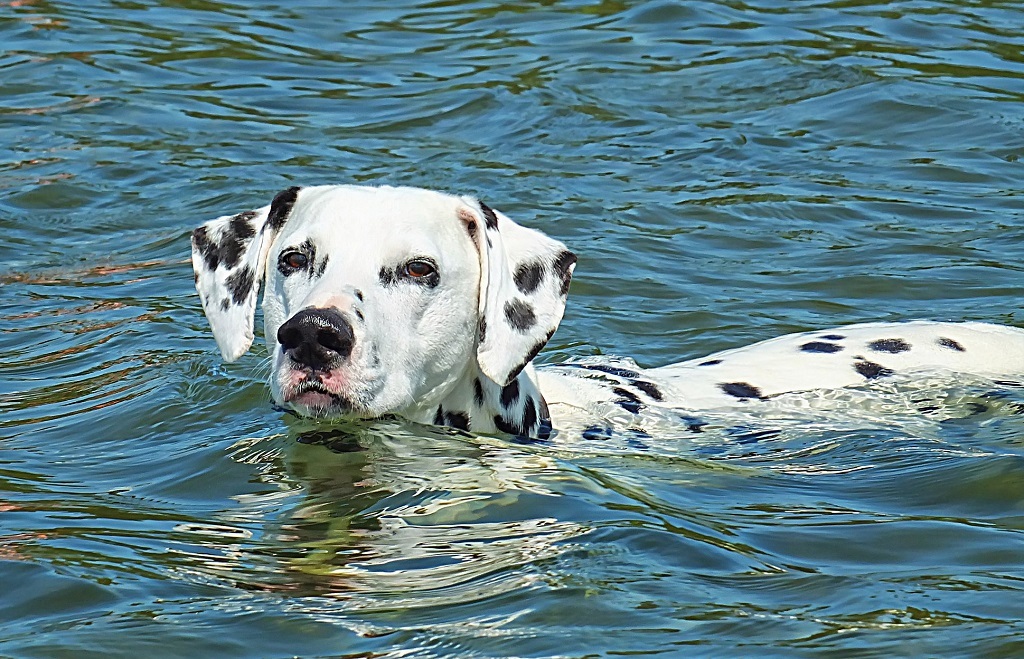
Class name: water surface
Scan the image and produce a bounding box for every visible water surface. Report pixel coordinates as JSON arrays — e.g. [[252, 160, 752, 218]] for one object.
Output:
[[2, 0, 1024, 656]]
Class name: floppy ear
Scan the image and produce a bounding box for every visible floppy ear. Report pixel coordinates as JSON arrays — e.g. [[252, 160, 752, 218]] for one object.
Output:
[[460, 198, 577, 386], [190, 186, 301, 361]]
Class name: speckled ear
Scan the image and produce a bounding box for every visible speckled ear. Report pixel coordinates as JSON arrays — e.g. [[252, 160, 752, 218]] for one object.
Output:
[[190, 186, 300, 361], [460, 198, 576, 386]]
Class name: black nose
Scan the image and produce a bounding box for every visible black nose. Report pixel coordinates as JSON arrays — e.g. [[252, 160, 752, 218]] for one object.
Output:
[[277, 308, 355, 369]]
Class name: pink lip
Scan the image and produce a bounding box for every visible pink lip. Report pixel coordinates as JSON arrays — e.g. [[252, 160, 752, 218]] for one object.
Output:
[[289, 390, 338, 408]]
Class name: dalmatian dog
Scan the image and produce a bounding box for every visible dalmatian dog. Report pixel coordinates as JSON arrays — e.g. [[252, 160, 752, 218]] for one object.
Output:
[[192, 185, 1024, 439]]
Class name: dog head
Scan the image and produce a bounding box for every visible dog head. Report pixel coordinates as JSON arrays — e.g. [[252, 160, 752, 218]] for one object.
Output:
[[191, 185, 576, 421]]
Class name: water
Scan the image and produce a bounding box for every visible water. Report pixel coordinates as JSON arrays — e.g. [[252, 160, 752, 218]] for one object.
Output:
[[2, 0, 1024, 656]]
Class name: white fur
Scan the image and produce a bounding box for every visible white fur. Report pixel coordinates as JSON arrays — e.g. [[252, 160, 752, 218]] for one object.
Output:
[[192, 185, 1024, 438]]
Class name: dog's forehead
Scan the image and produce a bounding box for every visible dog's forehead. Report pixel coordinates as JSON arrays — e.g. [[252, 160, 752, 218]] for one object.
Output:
[[281, 185, 467, 243]]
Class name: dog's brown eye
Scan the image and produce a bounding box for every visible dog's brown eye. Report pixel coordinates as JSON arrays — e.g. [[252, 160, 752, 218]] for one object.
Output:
[[282, 252, 308, 270], [404, 260, 435, 278]]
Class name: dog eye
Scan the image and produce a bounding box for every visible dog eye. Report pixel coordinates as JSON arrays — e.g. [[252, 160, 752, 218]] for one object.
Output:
[[404, 260, 435, 278], [281, 251, 309, 270]]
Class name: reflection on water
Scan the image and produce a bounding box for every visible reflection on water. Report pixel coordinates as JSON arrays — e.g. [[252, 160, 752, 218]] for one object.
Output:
[[2, 0, 1024, 655]]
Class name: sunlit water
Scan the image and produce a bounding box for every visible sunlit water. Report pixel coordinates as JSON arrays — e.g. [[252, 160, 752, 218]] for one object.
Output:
[[3, 1, 1024, 656]]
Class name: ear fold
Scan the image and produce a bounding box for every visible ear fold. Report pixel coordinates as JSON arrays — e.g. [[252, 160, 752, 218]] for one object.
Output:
[[462, 199, 577, 386], [191, 186, 301, 361]]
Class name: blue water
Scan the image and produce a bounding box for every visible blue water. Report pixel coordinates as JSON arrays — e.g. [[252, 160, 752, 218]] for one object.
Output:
[[2, 1, 1024, 656]]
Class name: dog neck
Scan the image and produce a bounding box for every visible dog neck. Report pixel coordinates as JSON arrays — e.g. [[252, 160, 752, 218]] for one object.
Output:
[[412, 363, 552, 440]]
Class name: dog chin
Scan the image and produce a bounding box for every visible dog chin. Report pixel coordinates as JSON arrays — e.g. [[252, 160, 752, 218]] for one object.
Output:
[[280, 380, 358, 418]]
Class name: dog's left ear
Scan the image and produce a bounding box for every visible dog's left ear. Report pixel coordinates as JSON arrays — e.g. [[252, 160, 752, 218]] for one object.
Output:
[[191, 186, 301, 361], [459, 198, 577, 386]]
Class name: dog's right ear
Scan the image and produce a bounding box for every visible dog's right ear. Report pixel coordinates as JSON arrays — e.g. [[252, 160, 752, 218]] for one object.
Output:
[[190, 186, 301, 362]]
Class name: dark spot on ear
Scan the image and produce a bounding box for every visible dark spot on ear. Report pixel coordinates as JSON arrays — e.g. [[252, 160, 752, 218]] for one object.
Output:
[[552, 250, 576, 297], [500, 378, 520, 408], [699, 359, 722, 366], [220, 210, 257, 269], [315, 254, 329, 278], [581, 364, 642, 378], [522, 397, 537, 434], [800, 341, 844, 353], [504, 299, 537, 332], [192, 226, 220, 271], [612, 387, 644, 413], [379, 266, 397, 287], [938, 337, 965, 352], [854, 360, 894, 379], [225, 265, 255, 304], [869, 338, 911, 354], [355, 289, 364, 302], [505, 329, 554, 385], [720, 382, 765, 400], [630, 379, 664, 401], [220, 298, 229, 311], [267, 186, 301, 230], [513, 261, 545, 294], [479, 201, 499, 230], [478, 317, 487, 344], [474, 378, 485, 406], [820, 334, 845, 341]]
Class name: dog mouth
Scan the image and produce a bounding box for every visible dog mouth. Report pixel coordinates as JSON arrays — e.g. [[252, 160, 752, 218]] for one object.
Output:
[[284, 378, 358, 416]]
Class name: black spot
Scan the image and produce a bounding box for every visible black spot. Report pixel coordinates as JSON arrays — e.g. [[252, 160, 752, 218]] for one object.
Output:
[[699, 359, 722, 367], [493, 414, 522, 436], [552, 250, 577, 297], [354, 309, 364, 322], [466, 219, 478, 242], [267, 186, 300, 230], [299, 239, 317, 278], [434, 406, 445, 426], [379, 265, 397, 287], [820, 334, 845, 341], [630, 379, 664, 401], [504, 299, 537, 332], [720, 382, 765, 400], [536, 416, 553, 440], [225, 266, 255, 304], [446, 410, 470, 431], [580, 364, 642, 379], [869, 338, 911, 354], [612, 387, 644, 414], [505, 329, 554, 385], [479, 201, 499, 229], [521, 397, 537, 435], [478, 317, 487, 344], [582, 426, 613, 440], [800, 341, 844, 354], [473, 378, 485, 406], [513, 261, 545, 294], [679, 413, 706, 433], [220, 211, 257, 269], [500, 378, 520, 408], [355, 290, 364, 302], [315, 254, 329, 278], [192, 226, 219, 271], [938, 337, 965, 352], [854, 360, 894, 380], [220, 298, 229, 311]]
